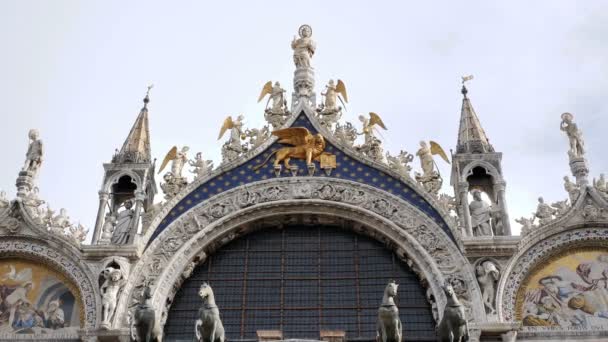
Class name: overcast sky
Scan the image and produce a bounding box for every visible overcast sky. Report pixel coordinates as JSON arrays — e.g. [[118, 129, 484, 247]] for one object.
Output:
[[1, 1, 607, 237]]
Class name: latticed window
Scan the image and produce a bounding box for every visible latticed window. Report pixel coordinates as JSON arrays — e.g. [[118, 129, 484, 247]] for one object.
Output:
[[164, 225, 436, 341]]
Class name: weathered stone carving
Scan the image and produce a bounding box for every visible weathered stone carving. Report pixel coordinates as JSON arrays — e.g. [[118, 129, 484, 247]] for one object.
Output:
[[550, 199, 569, 217], [160, 172, 188, 200], [0, 190, 9, 209], [131, 282, 161, 342], [377, 280, 402, 342], [560, 112, 585, 158], [437, 284, 470, 342], [515, 216, 537, 236], [414, 141, 449, 196], [534, 197, 556, 225], [354, 112, 386, 162], [563, 175, 580, 202], [99, 212, 117, 244], [22, 129, 44, 177], [195, 283, 225, 342], [245, 125, 271, 150], [470, 190, 493, 237], [159, 146, 190, 199], [386, 151, 414, 178], [100, 267, 126, 327], [334, 122, 357, 147], [67, 223, 88, 244], [594, 173, 608, 199], [476, 260, 500, 315], [317, 79, 347, 127], [190, 152, 214, 179], [259, 81, 290, 129]]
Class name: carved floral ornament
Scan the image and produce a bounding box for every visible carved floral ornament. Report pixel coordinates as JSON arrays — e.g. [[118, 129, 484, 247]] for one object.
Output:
[[117, 177, 484, 328]]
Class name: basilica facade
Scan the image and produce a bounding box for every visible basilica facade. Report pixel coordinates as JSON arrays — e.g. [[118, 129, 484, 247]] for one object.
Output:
[[1, 25, 607, 342]]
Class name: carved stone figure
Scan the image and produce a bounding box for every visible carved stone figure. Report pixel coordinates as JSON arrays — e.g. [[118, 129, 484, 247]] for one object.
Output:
[[594, 173, 607, 197], [515, 216, 536, 236], [160, 172, 188, 200], [68, 223, 88, 244], [190, 152, 214, 179], [22, 129, 43, 177], [218, 115, 247, 163], [334, 122, 358, 147], [317, 79, 347, 127], [259, 81, 290, 129], [563, 175, 580, 203], [159, 146, 190, 178], [376, 280, 402, 342], [534, 197, 555, 225], [470, 190, 493, 237], [490, 205, 504, 236], [0, 190, 9, 209], [386, 151, 414, 178], [99, 213, 116, 243], [253, 127, 326, 170], [291, 24, 315, 68], [100, 267, 126, 327], [111, 200, 135, 244], [355, 112, 387, 161], [551, 199, 569, 217], [245, 126, 270, 150], [560, 112, 585, 158], [49, 208, 71, 235], [195, 283, 225, 342], [414, 141, 449, 196], [131, 284, 161, 342], [476, 261, 500, 315], [437, 284, 469, 342]]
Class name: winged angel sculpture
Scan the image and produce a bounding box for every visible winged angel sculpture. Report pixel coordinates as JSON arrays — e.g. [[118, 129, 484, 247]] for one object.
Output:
[[355, 112, 387, 161], [317, 79, 348, 127], [253, 127, 326, 172], [415, 141, 450, 195], [218, 115, 247, 163], [158, 146, 190, 200], [259, 81, 290, 129]]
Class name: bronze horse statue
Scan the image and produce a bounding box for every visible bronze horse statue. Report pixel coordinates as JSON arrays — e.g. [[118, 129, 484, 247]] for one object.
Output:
[[437, 284, 469, 342], [195, 283, 225, 342], [377, 280, 402, 342]]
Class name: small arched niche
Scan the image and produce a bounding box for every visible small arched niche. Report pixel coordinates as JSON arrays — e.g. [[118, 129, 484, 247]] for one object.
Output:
[[467, 166, 496, 202], [111, 175, 137, 212]]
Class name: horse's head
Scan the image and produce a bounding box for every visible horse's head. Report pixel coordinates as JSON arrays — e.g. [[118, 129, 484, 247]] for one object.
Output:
[[199, 282, 214, 302], [386, 280, 399, 297]]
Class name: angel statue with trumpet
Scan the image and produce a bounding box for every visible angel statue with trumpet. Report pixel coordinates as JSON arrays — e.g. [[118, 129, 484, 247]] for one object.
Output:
[[158, 146, 190, 200], [258, 81, 290, 129], [415, 141, 450, 195], [218, 115, 248, 163], [355, 112, 387, 162], [317, 79, 348, 127]]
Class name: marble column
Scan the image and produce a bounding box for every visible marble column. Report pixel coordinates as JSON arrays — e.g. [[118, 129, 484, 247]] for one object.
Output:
[[128, 190, 146, 243], [494, 181, 511, 236], [92, 191, 109, 244], [459, 181, 473, 237]]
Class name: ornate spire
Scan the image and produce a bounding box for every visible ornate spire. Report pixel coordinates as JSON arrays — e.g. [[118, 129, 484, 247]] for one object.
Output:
[[114, 86, 153, 163], [456, 78, 494, 154]]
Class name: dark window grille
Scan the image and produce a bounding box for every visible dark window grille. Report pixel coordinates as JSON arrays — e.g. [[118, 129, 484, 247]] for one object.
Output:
[[164, 225, 437, 341]]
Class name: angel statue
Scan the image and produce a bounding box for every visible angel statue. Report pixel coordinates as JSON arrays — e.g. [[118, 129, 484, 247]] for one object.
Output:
[[414, 141, 450, 195], [158, 146, 190, 200], [560, 112, 585, 158], [218, 115, 247, 163], [317, 79, 348, 127], [189, 152, 214, 179], [355, 112, 387, 161], [259, 81, 289, 129], [291, 24, 316, 68]]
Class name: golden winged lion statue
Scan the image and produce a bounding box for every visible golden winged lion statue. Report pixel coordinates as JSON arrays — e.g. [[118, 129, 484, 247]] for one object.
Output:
[[253, 127, 326, 170]]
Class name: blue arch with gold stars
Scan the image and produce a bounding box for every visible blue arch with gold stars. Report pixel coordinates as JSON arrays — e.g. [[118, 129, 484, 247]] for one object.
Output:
[[149, 114, 455, 245]]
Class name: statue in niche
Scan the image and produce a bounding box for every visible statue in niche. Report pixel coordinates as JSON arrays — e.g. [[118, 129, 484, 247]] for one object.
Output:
[[21, 129, 43, 177], [376, 280, 402, 342], [259, 81, 289, 129], [476, 260, 500, 315], [111, 200, 135, 244], [560, 112, 585, 158], [437, 284, 469, 342], [534, 196, 556, 225], [100, 267, 126, 327], [469, 190, 493, 237], [189, 152, 214, 179], [317, 79, 347, 127], [99, 214, 116, 243], [131, 282, 161, 342], [563, 175, 580, 202], [195, 283, 225, 342], [414, 141, 449, 196], [291, 24, 315, 68]]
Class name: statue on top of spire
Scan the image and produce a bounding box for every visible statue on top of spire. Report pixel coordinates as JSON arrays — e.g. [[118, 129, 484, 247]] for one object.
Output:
[[291, 24, 316, 68], [560, 112, 585, 159]]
